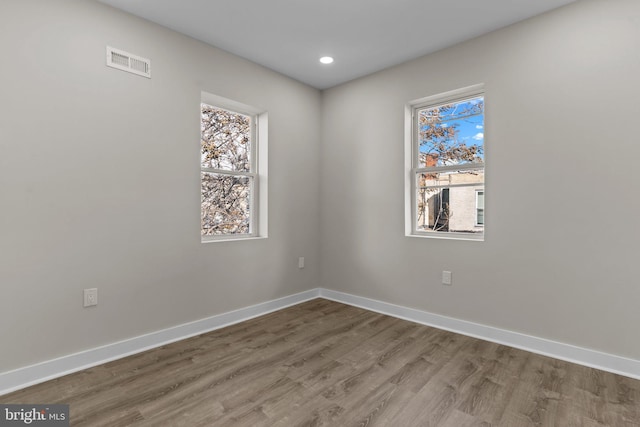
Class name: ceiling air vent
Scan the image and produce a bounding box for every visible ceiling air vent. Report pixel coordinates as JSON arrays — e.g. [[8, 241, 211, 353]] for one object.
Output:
[[106, 46, 151, 78]]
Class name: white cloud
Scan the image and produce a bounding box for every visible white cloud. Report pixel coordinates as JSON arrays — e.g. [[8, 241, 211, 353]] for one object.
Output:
[[472, 132, 484, 141], [476, 125, 483, 129]]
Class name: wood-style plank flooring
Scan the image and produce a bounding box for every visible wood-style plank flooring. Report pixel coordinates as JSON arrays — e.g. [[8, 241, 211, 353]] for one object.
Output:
[[2, 299, 639, 426]]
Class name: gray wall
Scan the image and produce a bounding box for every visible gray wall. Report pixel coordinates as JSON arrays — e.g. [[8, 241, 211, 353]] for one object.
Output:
[[0, 0, 321, 371], [320, 0, 640, 360], [2, 0, 639, 376]]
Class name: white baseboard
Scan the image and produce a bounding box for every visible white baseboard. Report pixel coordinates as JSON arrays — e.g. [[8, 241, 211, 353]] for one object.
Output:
[[2, 287, 638, 396], [0, 289, 321, 396], [319, 288, 640, 380]]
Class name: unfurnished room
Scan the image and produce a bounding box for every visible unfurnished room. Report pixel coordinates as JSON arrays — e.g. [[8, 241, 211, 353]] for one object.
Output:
[[1, 0, 639, 426]]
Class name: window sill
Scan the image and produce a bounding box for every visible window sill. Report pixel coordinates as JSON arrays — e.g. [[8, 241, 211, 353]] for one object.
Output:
[[407, 232, 484, 242], [201, 235, 267, 243]]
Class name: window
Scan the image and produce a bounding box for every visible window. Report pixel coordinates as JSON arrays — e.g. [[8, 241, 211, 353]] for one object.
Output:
[[476, 190, 484, 226], [200, 93, 267, 241], [406, 84, 485, 240]]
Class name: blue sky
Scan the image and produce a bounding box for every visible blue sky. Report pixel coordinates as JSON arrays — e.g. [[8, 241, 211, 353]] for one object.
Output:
[[454, 115, 484, 145], [419, 96, 484, 164], [438, 98, 484, 146]]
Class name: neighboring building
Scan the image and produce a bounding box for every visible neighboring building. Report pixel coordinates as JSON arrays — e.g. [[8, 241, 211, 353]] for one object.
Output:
[[418, 154, 484, 234]]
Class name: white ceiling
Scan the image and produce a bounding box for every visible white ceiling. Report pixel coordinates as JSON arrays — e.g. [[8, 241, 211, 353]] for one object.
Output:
[[97, 0, 577, 89]]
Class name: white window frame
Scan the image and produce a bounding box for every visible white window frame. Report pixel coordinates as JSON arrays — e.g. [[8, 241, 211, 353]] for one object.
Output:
[[201, 92, 268, 242], [404, 84, 485, 241]]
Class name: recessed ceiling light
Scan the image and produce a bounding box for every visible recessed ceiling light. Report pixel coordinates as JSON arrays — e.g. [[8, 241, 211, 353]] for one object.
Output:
[[319, 56, 334, 65]]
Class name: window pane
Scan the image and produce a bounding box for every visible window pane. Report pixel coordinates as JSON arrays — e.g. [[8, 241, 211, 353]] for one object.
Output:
[[201, 172, 252, 236], [417, 96, 484, 167], [201, 104, 251, 172], [417, 171, 484, 234], [477, 209, 485, 225]]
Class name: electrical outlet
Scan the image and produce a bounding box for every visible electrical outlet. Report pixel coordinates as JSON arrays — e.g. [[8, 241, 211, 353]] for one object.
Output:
[[442, 271, 452, 286], [298, 257, 305, 269], [84, 288, 98, 307]]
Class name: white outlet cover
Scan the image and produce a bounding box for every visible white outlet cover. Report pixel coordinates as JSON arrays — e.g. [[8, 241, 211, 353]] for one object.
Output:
[[442, 271, 452, 285], [84, 288, 98, 307]]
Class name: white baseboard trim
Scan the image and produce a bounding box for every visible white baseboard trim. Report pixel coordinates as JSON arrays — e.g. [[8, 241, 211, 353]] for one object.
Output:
[[3, 287, 638, 396], [0, 289, 321, 396], [319, 288, 640, 380]]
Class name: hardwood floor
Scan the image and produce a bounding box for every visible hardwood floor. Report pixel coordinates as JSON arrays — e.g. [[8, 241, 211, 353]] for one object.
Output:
[[2, 299, 639, 426]]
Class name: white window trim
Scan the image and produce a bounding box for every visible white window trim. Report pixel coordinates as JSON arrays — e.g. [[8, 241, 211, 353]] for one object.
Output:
[[404, 83, 485, 242], [201, 92, 268, 243]]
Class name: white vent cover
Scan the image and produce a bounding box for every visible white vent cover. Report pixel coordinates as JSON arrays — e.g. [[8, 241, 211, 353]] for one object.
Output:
[[106, 46, 151, 78]]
